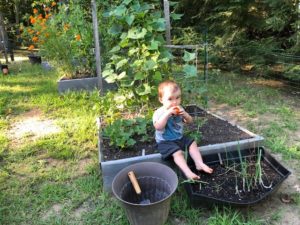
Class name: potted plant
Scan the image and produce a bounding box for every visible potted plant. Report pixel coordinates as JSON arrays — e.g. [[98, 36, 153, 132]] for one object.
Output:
[[21, 6, 45, 65], [21, 2, 109, 93], [182, 146, 291, 207], [27, 45, 42, 64]]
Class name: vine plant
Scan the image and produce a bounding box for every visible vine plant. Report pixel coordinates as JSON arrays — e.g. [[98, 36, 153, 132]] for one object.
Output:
[[102, 0, 181, 99]]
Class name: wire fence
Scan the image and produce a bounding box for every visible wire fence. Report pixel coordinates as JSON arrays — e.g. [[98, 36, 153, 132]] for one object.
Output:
[[170, 42, 300, 107]]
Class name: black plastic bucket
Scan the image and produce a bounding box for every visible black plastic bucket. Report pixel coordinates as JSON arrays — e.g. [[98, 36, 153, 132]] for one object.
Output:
[[28, 55, 42, 64], [112, 162, 178, 225]]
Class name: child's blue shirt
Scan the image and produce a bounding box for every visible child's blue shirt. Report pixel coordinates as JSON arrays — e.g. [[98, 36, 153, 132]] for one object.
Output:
[[153, 106, 183, 143]]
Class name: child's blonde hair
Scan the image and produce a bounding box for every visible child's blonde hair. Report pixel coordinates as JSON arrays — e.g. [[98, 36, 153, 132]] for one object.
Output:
[[158, 80, 180, 100]]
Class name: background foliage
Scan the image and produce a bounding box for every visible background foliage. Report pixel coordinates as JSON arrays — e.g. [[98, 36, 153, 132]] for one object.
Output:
[[1, 0, 299, 81], [174, 0, 300, 82]]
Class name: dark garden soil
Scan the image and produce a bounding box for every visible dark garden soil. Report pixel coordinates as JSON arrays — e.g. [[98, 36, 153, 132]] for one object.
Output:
[[188, 158, 283, 204], [101, 105, 253, 161]]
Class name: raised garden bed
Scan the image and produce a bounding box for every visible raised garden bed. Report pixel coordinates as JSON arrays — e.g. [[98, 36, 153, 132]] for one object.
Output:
[[57, 76, 116, 93], [183, 147, 291, 207], [98, 105, 264, 192]]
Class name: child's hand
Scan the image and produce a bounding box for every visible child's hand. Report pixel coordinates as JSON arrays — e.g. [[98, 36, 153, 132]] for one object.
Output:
[[171, 106, 183, 115]]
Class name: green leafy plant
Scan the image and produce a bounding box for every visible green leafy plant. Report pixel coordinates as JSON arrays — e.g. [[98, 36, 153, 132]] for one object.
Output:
[[22, 1, 94, 78], [102, 0, 178, 99], [103, 117, 153, 149], [184, 116, 206, 144]]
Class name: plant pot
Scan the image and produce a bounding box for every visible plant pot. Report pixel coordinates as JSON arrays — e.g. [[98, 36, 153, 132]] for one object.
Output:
[[57, 76, 117, 94], [28, 55, 42, 64], [98, 105, 264, 193], [182, 147, 291, 207], [112, 162, 178, 225]]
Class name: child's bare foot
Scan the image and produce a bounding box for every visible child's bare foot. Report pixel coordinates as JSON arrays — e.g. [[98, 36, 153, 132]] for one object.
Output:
[[196, 163, 213, 174], [185, 171, 200, 180]]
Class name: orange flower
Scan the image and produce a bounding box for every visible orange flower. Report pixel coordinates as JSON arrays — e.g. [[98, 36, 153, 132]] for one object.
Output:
[[33, 8, 38, 14], [30, 18, 36, 24], [28, 45, 35, 50], [38, 14, 43, 20], [51, 2, 57, 7], [36, 31, 40, 35], [32, 36, 39, 42], [75, 34, 81, 41], [40, 19, 47, 26], [44, 7, 50, 12], [45, 14, 51, 19]]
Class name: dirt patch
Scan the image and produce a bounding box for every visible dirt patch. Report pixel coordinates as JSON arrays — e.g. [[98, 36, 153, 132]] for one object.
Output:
[[77, 158, 93, 175], [8, 108, 61, 147], [208, 103, 251, 127], [249, 79, 286, 88], [42, 203, 63, 220], [72, 199, 92, 219]]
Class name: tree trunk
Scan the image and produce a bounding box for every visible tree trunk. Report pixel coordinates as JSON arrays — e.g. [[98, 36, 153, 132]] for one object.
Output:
[[14, 0, 20, 25]]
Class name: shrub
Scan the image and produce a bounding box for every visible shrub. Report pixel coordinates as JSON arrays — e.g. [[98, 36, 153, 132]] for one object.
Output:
[[21, 1, 94, 78]]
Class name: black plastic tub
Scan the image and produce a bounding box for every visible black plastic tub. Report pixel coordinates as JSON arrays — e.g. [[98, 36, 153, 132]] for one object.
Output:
[[28, 55, 42, 64], [183, 147, 291, 207]]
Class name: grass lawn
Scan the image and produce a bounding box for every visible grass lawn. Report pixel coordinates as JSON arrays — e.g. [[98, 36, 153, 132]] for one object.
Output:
[[0, 61, 299, 224]]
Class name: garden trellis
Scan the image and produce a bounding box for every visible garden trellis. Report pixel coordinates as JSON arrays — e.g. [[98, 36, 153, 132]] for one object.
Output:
[[90, 0, 210, 106], [163, 0, 209, 107]]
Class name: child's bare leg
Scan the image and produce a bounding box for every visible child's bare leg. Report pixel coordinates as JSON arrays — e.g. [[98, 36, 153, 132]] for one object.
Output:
[[172, 150, 200, 180], [189, 141, 213, 174]]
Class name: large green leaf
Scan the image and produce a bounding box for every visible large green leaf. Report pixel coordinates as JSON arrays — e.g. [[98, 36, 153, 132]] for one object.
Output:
[[114, 5, 127, 17], [109, 46, 120, 53], [183, 51, 196, 62], [109, 24, 123, 35], [170, 13, 183, 20], [136, 83, 151, 95], [116, 59, 128, 70], [160, 50, 174, 61], [127, 28, 147, 39], [128, 48, 139, 56], [131, 59, 143, 68], [149, 40, 159, 50], [134, 72, 146, 80], [123, 0, 132, 5], [125, 15, 135, 26], [183, 64, 197, 77], [102, 69, 114, 78], [104, 73, 118, 83], [117, 71, 127, 80], [144, 60, 156, 70], [132, 1, 141, 12], [152, 18, 165, 31], [153, 71, 162, 81]]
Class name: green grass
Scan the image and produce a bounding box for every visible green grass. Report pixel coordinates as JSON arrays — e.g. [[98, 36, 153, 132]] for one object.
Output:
[[207, 71, 300, 159], [0, 62, 299, 224]]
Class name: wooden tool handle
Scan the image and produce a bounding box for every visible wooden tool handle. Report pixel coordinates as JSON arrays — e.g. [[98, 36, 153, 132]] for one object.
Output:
[[128, 171, 141, 195]]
